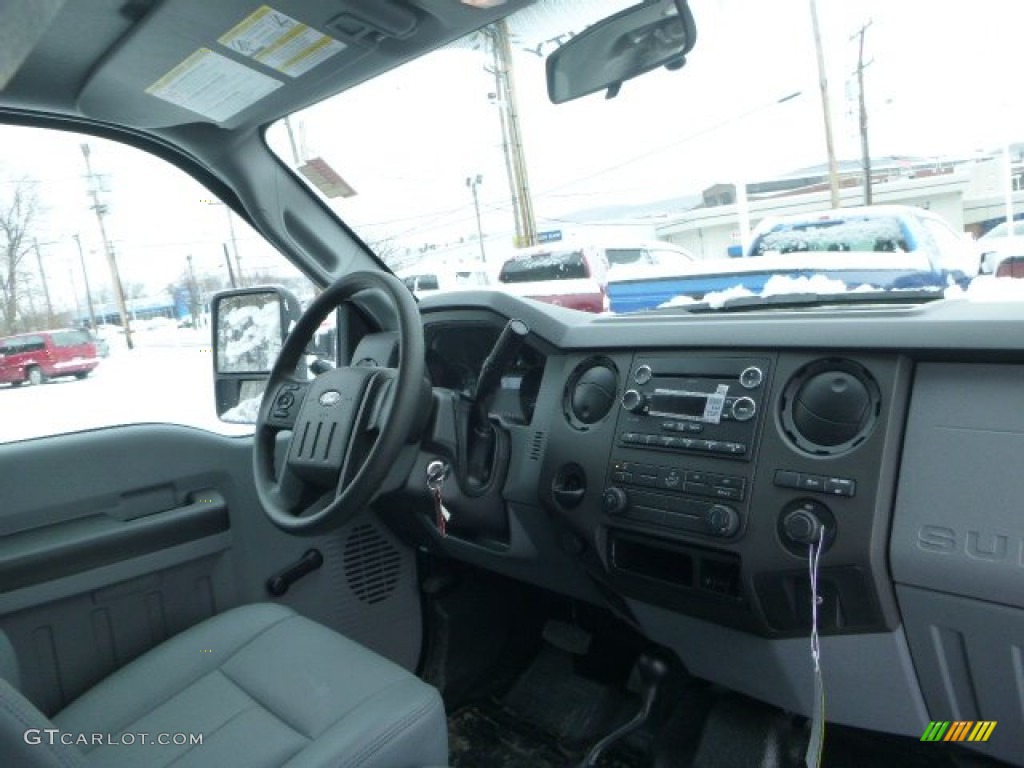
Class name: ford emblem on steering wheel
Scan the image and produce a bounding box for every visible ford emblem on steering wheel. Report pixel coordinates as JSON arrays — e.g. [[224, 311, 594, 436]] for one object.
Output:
[[319, 390, 343, 407]]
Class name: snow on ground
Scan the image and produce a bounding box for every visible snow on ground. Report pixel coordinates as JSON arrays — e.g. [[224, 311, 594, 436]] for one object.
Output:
[[1, 326, 251, 444]]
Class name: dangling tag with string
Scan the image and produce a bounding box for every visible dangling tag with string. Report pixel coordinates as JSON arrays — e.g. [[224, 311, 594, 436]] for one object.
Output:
[[425, 460, 451, 538], [805, 526, 826, 768]]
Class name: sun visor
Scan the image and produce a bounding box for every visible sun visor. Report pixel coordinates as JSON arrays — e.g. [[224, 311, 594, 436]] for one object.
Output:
[[0, 0, 66, 92], [77, 0, 421, 129]]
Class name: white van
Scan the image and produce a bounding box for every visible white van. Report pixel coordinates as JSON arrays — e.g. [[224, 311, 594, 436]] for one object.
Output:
[[397, 264, 490, 298]]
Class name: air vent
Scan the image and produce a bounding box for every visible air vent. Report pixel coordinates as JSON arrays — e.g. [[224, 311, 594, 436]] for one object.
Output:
[[529, 431, 545, 461], [343, 524, 401, 604], [564, 357, 619, 429], [779, 359, 881, 456]]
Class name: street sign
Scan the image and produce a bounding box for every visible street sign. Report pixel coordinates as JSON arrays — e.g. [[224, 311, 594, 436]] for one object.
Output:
[[538, 229, 562, 243]]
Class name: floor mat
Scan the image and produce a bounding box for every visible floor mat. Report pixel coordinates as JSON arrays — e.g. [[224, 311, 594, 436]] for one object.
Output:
[[502, 646, 622, 745], [448, 699, 645, 768], [448, 646, 648, 767]]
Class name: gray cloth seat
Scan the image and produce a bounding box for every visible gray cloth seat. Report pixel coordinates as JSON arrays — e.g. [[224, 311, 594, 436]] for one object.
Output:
[[1, 603, 448, 768]]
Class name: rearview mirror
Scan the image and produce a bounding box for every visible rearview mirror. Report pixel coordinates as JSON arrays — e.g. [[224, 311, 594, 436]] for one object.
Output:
[[211, 286, 303, 422], [547, 0, 696, 104]]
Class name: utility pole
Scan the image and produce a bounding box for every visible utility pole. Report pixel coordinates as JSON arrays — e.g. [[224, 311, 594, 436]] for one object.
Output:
[[72, 234, 97, 330], [223, 205, 244, 285], [186, 254, 200, 327], [80, 143, 134, 348], [283, 116, 302, 165], [488, 38, 523, 248], [490, 21, 537, 247], [809, 0, 842, 208], [32, 239, 54, 325], [466, 175, 486, 263], [223, 243, 238, 288], [852, 20, 873, 205], [67, 263, 83, 324]]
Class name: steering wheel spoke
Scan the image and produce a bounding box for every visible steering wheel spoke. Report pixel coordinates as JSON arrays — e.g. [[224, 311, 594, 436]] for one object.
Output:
[[264, 377, 311, 431]]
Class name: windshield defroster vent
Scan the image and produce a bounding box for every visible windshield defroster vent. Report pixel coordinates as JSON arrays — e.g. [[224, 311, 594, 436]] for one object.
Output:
[[779, 359, 881, 456], [344, 523, 401, 604]]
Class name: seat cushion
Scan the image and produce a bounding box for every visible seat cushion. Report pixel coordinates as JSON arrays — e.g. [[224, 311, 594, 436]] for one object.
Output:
[[52, 603, 447, 768]]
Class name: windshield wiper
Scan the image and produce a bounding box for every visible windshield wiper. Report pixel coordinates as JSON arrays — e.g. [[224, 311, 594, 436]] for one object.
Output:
[[662, 288, 946, 314]]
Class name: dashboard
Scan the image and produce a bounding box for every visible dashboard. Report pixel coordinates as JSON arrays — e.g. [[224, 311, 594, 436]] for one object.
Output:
[[387, 289, 1024, 766]]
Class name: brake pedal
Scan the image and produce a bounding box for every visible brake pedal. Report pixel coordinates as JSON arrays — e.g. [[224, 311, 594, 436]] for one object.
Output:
[[543, 619, 592, 656]]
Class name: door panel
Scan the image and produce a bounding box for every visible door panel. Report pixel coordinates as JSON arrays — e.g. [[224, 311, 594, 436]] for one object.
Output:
[[0, 424, 423, 715]]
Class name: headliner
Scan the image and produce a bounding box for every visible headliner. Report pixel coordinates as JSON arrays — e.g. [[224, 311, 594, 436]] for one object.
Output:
[[0, 0, 533, 136]]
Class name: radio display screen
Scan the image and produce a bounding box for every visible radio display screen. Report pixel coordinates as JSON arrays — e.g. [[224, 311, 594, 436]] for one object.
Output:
[[649, 388, 726, 422]]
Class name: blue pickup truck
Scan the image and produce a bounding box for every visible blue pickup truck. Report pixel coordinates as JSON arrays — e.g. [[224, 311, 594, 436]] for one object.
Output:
[[607, 205, 980, 313]]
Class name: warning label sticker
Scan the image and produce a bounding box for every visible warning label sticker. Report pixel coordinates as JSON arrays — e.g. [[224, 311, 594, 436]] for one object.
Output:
[[146, 48, 283, 122], [218, 5, 346, 77]]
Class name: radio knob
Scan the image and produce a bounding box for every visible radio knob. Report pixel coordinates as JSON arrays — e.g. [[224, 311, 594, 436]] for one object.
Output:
[[740, 366, 764, 389], [602, 487, 630, 516], [634, 365, 653, 385], [621, 389, 646, 413], [730, 396, 756, 422], [705, 504, 740, 537]]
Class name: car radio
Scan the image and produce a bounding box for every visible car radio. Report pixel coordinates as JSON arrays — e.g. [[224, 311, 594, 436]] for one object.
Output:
[[604, 355, 771, 539], [614, 355, 769, 461]]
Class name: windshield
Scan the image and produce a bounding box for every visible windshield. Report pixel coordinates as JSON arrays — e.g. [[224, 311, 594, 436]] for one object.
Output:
[[268, 0, 1024, 313]]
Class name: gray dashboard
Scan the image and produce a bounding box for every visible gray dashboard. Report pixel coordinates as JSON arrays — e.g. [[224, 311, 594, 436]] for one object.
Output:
[[393, 290, 1024, 765]]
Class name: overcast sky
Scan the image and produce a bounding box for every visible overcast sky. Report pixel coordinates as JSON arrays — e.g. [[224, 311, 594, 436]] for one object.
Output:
[[4, 0, 1024, 306], [282, 0, 1024, 253]]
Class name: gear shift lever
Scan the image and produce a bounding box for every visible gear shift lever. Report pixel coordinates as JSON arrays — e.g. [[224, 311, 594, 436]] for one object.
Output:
[[578, 652, 670, 767]]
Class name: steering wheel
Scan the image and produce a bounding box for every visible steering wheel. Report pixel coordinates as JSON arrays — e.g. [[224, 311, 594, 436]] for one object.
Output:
[[253, 271, 425, 534]]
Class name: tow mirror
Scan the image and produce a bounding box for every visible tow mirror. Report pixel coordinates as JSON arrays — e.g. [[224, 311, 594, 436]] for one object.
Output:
[[211, 286, 303, 422]]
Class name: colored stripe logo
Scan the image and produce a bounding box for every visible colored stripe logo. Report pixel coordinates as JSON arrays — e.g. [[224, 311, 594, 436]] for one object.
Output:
[[921, 721, 997, 742]]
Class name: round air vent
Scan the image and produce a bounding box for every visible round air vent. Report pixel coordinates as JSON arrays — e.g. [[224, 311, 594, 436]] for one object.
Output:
[[564, 357, 619, 428], [779, 359, 881, 456]]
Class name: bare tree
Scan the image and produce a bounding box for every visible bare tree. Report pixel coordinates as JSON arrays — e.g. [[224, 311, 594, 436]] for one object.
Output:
[[0, 180, 39, 333], [124, 281, 149, 300]]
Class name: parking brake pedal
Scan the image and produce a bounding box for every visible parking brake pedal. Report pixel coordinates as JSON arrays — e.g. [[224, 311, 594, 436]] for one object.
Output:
[[578, 652, 669, 767]]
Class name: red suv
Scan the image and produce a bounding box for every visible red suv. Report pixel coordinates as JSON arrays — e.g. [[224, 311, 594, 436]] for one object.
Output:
[[0, 329, 100, 386]]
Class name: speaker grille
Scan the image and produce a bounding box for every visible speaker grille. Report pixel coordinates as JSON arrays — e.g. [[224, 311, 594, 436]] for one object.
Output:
[[343, 524, 401, 604]]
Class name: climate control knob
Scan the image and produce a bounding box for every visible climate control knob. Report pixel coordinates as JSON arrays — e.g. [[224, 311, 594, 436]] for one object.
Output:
[[601, 487, 630, 516], [705, 504, 740, 537], [621, 389, 646, 413]]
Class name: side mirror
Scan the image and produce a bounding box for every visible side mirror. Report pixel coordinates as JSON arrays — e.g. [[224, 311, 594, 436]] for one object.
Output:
[[211, 286, 303, 422], [546, 0, 696, 104]]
